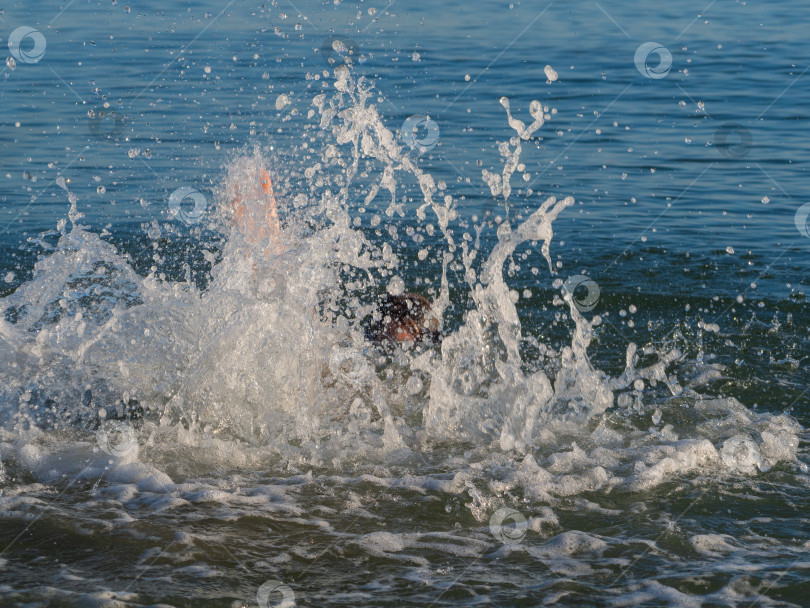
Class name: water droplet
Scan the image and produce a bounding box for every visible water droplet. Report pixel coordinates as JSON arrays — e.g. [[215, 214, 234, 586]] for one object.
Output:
[[275, 94, 291, 110], [387, 276, 405, 296]]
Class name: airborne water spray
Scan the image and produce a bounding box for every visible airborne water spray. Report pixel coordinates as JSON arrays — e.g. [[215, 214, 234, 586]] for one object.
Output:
[[0, 66, 800, 487]]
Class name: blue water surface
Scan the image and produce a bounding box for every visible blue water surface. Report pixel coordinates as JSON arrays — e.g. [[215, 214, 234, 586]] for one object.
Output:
[[1, 1, 808, 606]]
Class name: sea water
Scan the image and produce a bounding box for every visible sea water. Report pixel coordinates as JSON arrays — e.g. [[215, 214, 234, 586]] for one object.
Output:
[[0, 1, 808, 606]]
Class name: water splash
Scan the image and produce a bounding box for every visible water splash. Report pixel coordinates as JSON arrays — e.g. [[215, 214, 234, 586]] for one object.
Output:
[[0, 67, 801, 497]]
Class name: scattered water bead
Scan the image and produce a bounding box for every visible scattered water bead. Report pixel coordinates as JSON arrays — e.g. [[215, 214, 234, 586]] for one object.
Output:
[[275, 94, 291, 110], [725, 246, 734, 254], [6, 56, 16, 70], [97, 185, 106, 194], [544, 64, 558, 82], [405, 375, 423, 395], [387, 276, 405, 296], [628, 304, 637, 313], [146, 221, 161, 240], [761, 196, 770, 204], [698, 321, 720, 333], [720, 435, 763, 475]]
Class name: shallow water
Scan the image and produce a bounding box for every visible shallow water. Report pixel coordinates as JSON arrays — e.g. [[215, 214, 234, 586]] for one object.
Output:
[[0, 1, 808, 607]]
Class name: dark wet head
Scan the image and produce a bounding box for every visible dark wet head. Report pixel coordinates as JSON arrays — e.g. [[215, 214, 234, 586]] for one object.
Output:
[[365, 293, 441, 345]]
